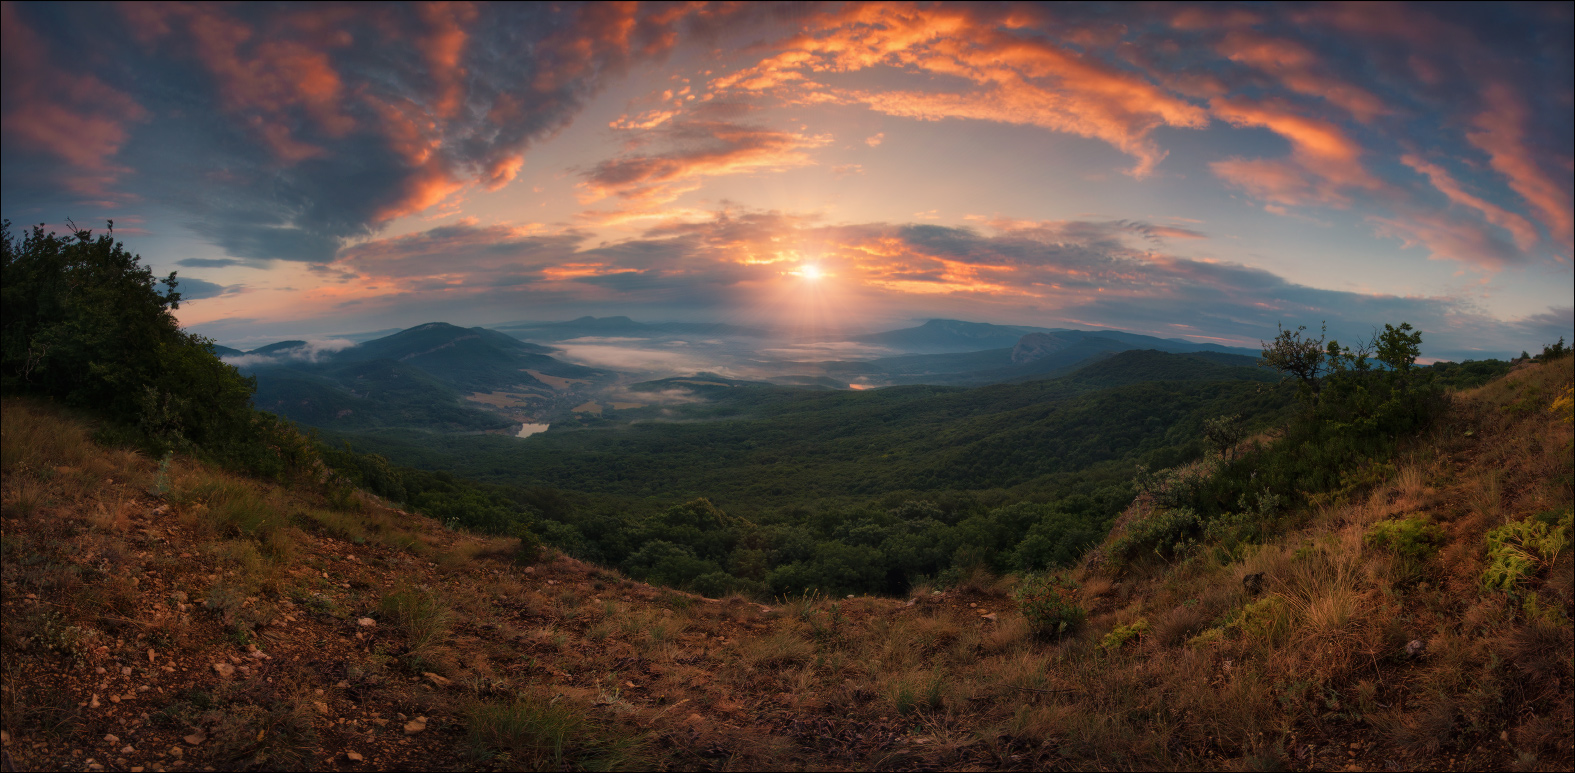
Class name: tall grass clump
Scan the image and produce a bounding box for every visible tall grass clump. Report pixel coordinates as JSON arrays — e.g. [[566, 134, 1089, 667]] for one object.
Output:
[[465, 696, 648, 770], [379, 585, 452, 663]]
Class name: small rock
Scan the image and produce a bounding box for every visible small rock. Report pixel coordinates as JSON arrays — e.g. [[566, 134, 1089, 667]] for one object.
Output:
[[122, 666, 133, 676], [523, 566, 535, 573], [403, 718, 427, 735], [905, 599, 917, 607], [1406, 639, 1426, 657], [212, 663, 234, 677], [132, 768, 145, 772], [969, 602, 977, 608], [0, 729, 9, 745], [423, 672, 452, 688], [121, 745, 136, 753], [182, 732, 205, 746], [336, 681, 349, 689], [147, 648, 157, 664], [90, 694, 102, 709], [313, 702, 329, 714], [169, 746, 184, 758], [96, 667, 108, 675], [105, 734, 121, 745], [983, 613, 998, 621], [345, 750, 364, 762], [170, 592, 187, 603], [246, 643, 259, 653], [138, 686, 151, 693]]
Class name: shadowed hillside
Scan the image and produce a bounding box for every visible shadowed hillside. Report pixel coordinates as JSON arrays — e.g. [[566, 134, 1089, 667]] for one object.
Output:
[[3, 355, 1569, 771]]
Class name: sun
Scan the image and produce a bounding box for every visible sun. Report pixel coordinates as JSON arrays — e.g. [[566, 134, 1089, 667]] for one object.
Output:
[[801, 264, 823, 280]]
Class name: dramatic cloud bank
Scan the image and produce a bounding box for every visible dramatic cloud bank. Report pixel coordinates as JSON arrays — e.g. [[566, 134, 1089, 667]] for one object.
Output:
[[3, 1, 1569, 358]]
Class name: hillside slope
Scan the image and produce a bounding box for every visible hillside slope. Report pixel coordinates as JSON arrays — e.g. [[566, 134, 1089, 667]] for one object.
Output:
[[1, 357, 1570, 771]]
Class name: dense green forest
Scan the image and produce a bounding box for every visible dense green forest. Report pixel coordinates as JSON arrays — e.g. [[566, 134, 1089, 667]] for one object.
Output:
[[1, 219, 1528, 601]]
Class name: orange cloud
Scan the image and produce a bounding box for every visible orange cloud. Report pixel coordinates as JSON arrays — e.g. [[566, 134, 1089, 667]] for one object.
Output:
[[1467, 83, 1574, 250], [1401, 154, 1540, 252], [581, 119, 831, 205], [1208, 97, 1382, 207], [709, 2, 1208, 176], [1368, 208, 1525, 269], [1214, 30, 1389, 123], [121, 2, 357, 163], [1, 2, 147, 192]]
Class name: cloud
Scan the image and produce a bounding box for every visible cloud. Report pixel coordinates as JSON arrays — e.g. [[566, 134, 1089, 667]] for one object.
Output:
[[711, 3, 1208, 177], [4, 2, 717, 262], [0, 2, 146, 196], [221, 337, 356, 368], [174, 277, 240, 301], [282, 209, 1559, 360], [580, 104, 831, 205]]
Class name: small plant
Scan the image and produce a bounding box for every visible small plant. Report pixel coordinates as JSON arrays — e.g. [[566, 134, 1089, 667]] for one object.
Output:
[[1365, 516, 1446, 560], [1230, 595, 1291, 644], [149, 452, 172, 497], [1481, 511, 1571, 593], [513, 524, 543, 565], [1014, 572, 1086, 639], [1100, 618, 1150, 651]]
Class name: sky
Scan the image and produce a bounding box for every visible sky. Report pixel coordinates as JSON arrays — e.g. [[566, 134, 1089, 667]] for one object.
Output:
[[2, 1, 1572, 360]]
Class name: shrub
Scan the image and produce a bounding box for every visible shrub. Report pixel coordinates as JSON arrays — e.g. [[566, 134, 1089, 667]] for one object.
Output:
[[513, 524, 544, 565], [1107, 506, 1203, 567], [1100, 618, 1149, 651], [1365, 516, 1445, 560], [1014, 572, 1086, 639], [1481, 511, 1571, 593]]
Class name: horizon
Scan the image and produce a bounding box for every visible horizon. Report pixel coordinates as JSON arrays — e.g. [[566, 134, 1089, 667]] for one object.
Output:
[[4, 1, 1572, 361]]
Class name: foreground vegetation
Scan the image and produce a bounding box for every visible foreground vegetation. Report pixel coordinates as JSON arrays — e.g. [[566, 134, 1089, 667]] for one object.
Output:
[[2, 354, 1569, 771]]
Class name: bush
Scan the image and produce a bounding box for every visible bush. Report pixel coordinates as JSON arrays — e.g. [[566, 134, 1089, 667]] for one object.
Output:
[[1014, 572, 1086, 639], [1365, 516, 1446, 560], [1107, 506, 1203, 567]]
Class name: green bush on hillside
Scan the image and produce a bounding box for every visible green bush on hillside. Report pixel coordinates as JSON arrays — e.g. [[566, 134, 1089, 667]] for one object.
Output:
[[1014, 572, 1086, 639]]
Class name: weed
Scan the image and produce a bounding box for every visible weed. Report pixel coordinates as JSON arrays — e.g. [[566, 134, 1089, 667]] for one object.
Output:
[[1100, 618, 1150, 651], [1481, 511, 1571, 593], [1365, 516, 1445, 560]]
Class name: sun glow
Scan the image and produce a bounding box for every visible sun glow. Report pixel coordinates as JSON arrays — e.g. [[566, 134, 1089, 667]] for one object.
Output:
[[801, 264, 823, 280]]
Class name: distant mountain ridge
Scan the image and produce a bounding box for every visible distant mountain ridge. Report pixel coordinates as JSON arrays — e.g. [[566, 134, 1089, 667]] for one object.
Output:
[[852, 318, 1260, 357], [495, 316, 771, 341], [228, 322, 609, 432]]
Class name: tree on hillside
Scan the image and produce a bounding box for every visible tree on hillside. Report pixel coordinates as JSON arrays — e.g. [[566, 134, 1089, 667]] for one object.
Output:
[[1260, 322, 1330, 400], [0, 219, 258, 455]]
